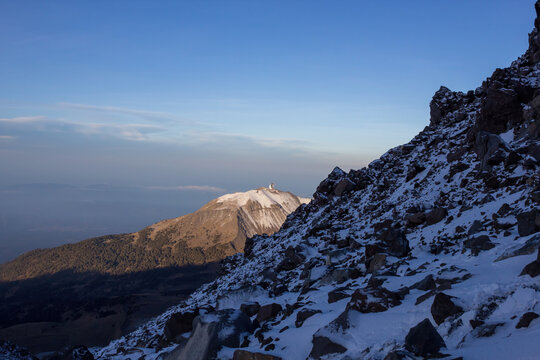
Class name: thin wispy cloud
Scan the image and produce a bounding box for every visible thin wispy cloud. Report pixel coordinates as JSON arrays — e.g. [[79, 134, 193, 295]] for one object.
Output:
[[188, 131, 315, 150], [145, 185, 225, 192], [0, 113, 166, 142], [57, 102, 195, 125], [0, 116, 44, 123], [74, 122, 165, 141], [0, 135, 15, 139]]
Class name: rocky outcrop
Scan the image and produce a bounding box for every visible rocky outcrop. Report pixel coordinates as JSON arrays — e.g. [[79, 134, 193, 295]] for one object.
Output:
[[232, 350, 282, 360], [256, 304, 283, 323], [516, 312, 539, 329], [167, 310, 254, 360], [164, 311, 198, 343], [0, 340, 36, 360], [404, 319, 446, 357], [46, 346, 94, 360], [308, 335, 347, 359], [520, 247, 540, 278], [431, 293, 463, 325]]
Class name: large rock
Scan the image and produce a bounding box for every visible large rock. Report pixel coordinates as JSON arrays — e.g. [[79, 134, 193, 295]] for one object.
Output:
[[240, 302, 261, 318], [430, 86, 461, 125], [256, 303, 283, 323], [383, 351, 416, 360], [477, 84, 522, 134], [367, 253, 387, 273], [295, 309, 322, 328], [464, 235, 495, 255], [517, 210, 540, 236], [527, 0, 540, 64], [404, 318, 446, 357], [473, 131, 508, 171], [164, 311, 198, 342], [431, 292, 463, 325], [410, 274, 437, 292], [516, 312, 539, 329], [168, 309, 254, 360], [233, 350, 282, 360], [333, 178, 356, 197], [347, 286, 401, 313], [520, 254, 540, 278], [46, 346, 94, 360], [405, 212, 426, 227], [276, 246, 305, 271], [308, 335, 347, 359], [327, 288, 349, 304], [425, 207, 448, 225], [377, 227, 410, 257]]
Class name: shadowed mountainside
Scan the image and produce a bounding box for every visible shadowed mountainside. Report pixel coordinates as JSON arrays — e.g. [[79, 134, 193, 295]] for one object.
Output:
[[0, 263, 218, 353]]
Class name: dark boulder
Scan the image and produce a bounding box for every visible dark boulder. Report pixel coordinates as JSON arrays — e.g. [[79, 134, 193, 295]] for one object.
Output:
[[467, 220, 484, 235], [517, 210, 540, 236], [308, 335, 347, 359], [516, 312, 539, 329], [520, 258, 540, 278], [377, 227, 410, 257], [233, 350, 282, 360], [383, 351, 416, 360], [276, 246, 305, 271], [313, 167, 355, 204], [366, 253, 387, 273], [333, 178, 356, 197], [505, 150, 522, 166], [404, 318, 446, 357], [256, 303, 283, 323], [171, 309, 254, 360], [405, 212, 426, 227], [464, 235, 495, 255], [477, 84, 522, 134], [240, 302, 261, 318], [410, 274, 437, 292], [406, 163, 426, 182], [473, 131, 508, 171], [46, 346, 94, 360], [431, 292, 464, 325], [430, 86, 460, 125], [295, 309, 322, 328], [425, 207, 448, 225], [328, 288, 349, 304], [164, 311, 198, 342], [447, 147, 467, 163], [530, 1, 540, 64], [347, 286, 401, 313]]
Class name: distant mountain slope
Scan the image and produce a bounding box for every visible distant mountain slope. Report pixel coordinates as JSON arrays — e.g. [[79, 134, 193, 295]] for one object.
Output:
[[0, 187, 309, 281]]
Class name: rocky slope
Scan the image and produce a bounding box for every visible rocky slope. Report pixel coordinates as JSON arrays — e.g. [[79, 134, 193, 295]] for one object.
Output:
[[87, 3, 540, 360], [0, 187, 309, 281]]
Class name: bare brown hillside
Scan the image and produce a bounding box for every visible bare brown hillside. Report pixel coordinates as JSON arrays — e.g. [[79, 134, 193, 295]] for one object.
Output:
[[0, 187, 309, 281]]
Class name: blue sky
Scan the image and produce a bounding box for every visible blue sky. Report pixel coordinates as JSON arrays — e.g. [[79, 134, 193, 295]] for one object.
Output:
[[0, 1, 536, 259]]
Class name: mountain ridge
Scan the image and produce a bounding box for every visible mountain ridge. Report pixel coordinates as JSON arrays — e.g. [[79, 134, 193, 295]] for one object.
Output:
[[0, 187, 309, 282]]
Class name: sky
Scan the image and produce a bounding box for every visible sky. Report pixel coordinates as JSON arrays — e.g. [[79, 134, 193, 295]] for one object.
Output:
[[0, 0, 536, 261]]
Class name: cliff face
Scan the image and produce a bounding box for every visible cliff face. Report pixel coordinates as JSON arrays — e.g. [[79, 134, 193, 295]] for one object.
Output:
[[94, 3, 540, 360], [0, 187, 309, 281]]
